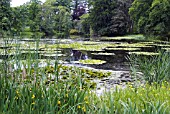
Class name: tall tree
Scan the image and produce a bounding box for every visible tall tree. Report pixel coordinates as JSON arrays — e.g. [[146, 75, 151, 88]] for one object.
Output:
[[10, 5, 29, 35], [129, 0, 153, 33], [40, 0, 56, 36], [146, 0, 170, 37], [89, 0, 116, 36], [28, 0, 42, 33], [0, 0, 12, 34], [55, 5, 72, 38], [109, 0, 134, 35]]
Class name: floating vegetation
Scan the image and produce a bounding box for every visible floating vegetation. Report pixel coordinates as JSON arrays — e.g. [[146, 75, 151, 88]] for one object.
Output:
[[40, 54, 66, 57], [129, 52, 159, 55], [79, 59, 107, 65], [105, 47, 141, 51], [109, 43, 153, 48], [162, 48, 170, 52], [101, 34, 145, 40], [147, 43, 170, 47], [91, 52, 115, 55], [58, 42, 112, 51]]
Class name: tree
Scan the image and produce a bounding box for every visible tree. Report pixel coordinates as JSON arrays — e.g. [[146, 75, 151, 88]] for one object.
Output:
[[0, 0, 12, 34], [71, 0, 88, 20], [89, 0, 133, 36], [129, 0, 153, 33], [146, 0, 170, 37], [55, 6, 72, 38], [89, 0, 116, 36], [80, 13, 90, 36], [129, 0, 170, 38], [109, 0, 134, 36], [40, 0, 57, 36], [10, 5, 29, 35], [27, 0, 42, 33]]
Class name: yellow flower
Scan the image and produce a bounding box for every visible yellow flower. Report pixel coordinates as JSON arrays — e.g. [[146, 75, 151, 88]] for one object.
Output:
[[32, 94, 35, 99], [78, 105, 81, 109], [162, 86, 166, 89], [32, 102, 35, 105], [85, 101, 89, 104], [58, 101, 61, 105], [16, 90, 19, 94], [129, 85, 133, 88], [84, 96, 88, 101], [82, 106, 86, 112], [15, 96, 18, 100]]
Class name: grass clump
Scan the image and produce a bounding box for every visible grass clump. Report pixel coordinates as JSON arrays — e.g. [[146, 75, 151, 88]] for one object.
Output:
[[91, 82, 170, 113], [130, 51, 170, 84]]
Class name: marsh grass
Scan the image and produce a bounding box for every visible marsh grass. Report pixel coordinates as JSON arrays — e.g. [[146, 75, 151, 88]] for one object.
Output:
[[129, 51, 170, 84], [0, 34, 91, 113]]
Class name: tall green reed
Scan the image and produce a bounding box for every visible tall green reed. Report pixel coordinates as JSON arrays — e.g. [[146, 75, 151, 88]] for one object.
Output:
[[129, 51, 170, 84]]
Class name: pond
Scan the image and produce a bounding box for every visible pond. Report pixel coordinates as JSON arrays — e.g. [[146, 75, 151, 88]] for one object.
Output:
[[1, 35, 170, 94]]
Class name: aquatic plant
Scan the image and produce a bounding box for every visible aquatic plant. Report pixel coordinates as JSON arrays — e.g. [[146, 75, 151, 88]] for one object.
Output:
[[129, 51, 170, 84], [79, 59, 107, 65], [129, 52, 159, 56]]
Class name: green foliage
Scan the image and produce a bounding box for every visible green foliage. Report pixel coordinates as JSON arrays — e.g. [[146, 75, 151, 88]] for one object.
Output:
[[80, 14, 90, 36], [129, 0, 170, 39], [109, 0, 134, 36], [89, 0, 133, 36], [40, 0, 57, 36], [129, 0, 153, 33], [147, 0, 170, 38], [55, 5, 72, 38], [0, 0, 12, 34], [89, 0, 116, 36], [10, 5, 29, 35], [130, 51, 170, 84], [96, 82, 170, 113], [28, 0, 42, 33], [70, 29, 79, 35]]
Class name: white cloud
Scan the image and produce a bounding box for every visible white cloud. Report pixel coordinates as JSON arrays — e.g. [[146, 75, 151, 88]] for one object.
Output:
[[11, 0, 46, 7]]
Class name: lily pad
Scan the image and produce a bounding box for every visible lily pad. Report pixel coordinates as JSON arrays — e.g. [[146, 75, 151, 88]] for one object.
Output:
[[79, 59, 106, 65], [91, 52, 115, 56], [128, 52, 159, 56], [40, 54, 66, 57], [105, 47, 141, 51], [162, 48, 170, 52]]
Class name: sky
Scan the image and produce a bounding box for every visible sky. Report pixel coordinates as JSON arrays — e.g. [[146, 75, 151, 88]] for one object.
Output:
[[11, 0, 46, 7]]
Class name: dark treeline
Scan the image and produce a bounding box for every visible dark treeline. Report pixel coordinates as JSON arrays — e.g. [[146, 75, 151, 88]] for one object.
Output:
[[0, 0, 170, 39]]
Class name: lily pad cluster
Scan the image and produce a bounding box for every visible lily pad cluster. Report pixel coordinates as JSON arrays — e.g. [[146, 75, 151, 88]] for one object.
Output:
[[43, 64, 112, 88]]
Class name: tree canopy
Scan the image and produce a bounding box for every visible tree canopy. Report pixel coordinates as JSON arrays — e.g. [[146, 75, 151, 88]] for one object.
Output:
[[1, 0, 170, 39], [129, 0, 170, 38]]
